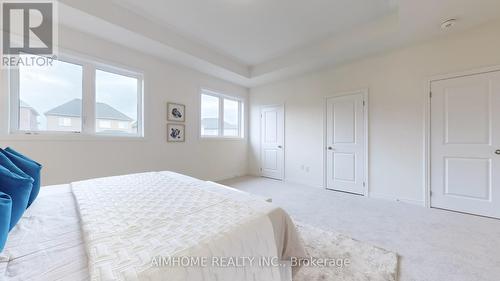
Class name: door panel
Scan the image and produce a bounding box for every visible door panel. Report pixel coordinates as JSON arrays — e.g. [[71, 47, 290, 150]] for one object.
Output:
[[431, 71, 500, 218], [333, 153, 356, 182], [444, 83, 490, 144], [263, 149, 278, 170], [264, 111, 277, 142], [333, 102, 355, 143], [326, 93, 365, 194], [444, 157, 491, 200], [261, 105, 284, 180]]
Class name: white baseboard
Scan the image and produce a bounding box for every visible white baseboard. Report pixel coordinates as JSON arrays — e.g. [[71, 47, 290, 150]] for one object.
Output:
[[369, 193, 425, 206], [210, 173, 248, 183], [247, 172, 260, 177], [220, 174, 426, 207], [283, 177, 324, 189]]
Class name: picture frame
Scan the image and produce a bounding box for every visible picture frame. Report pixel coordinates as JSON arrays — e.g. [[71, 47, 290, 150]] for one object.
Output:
[[167, 102, 185, 122], [167, 123, 185, 142]]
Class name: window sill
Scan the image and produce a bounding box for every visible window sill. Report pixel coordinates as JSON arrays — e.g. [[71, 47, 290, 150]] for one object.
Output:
[[0, 132, 146, 142], [199, 136, 246, 141]]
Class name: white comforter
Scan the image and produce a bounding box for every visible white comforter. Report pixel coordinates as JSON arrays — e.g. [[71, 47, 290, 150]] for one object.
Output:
[[1, 172, 305, 281], [71, 172, 295, 281]]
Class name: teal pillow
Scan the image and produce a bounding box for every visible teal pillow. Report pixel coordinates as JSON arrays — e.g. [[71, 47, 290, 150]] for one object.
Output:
[[0, 152, 32, 184], [5, 147, 41, 166], [0, 165, 33, 230], [0, 192, 12, 251], [1, 148, 41, 207]]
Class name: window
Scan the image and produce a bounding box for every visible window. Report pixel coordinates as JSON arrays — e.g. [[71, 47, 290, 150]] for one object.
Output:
[[17, 56, 83, 132], [58, 117, 72, 127], [118, 122, 128, 129], [200, 89, 244, 138], [98, 120, 111, 129], [10, 53, 143, 137], [200, 94, 219, 136], [223, 99, 239, 137], [95, 70, 139, 134]]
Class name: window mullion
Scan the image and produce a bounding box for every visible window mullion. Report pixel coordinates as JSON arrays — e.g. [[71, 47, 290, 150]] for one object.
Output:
[[82, 63, 96, 135], [219, 97, 224, 137], [8, 68, 20, 133], [137, 79, 144, 137], [238, 101, 242, 138]]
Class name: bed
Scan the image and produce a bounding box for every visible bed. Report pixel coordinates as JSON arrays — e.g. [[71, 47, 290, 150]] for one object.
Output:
[[0, 172, 305, 281]]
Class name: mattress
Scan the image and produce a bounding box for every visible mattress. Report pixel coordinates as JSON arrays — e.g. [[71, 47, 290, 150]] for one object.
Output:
[[0, 173, 305, 281]]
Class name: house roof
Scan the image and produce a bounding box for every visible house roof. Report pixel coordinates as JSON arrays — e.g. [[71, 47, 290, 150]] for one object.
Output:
[[45, 99, 133, 121], [202, 118, 237, 129]]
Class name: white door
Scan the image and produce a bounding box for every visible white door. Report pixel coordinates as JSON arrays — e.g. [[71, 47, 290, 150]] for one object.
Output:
[[261, 105, 284, 180], [326, 93, 366, 194], [431, 71, 500, 218]]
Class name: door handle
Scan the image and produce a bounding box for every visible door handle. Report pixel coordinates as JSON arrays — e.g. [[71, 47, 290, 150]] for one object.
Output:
[[327, 146, 334, 151], [277, 145, 283, 149], [496, 150, 500, 155]]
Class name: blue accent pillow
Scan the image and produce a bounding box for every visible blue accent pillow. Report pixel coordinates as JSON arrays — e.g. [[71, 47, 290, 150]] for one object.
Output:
[[1, 148, 41, 207], [0, 152, 32, 184], [0, 165, 33, 230], [0, 192, 12, 252], [5, 147, 42, 166]]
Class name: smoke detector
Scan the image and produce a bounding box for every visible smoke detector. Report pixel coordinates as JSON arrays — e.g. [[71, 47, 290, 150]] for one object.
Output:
[[441, 19, 457, 30]]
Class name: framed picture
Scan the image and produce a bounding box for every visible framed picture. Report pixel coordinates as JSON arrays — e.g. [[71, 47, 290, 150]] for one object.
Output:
[[167, 123, 185, 142], [167, 102, 185, 122]]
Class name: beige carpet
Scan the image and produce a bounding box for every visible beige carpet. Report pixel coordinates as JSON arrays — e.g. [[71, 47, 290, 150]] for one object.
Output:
[[295, 223, 398, 281], [221, 176, 500, 281]]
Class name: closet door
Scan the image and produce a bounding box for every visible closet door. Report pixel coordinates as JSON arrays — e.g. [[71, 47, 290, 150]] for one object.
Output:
[[431, 71, 500, 218]]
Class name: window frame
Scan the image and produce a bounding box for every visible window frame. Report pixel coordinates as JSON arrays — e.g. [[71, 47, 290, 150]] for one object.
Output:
[[94, 65, 143, 137], [8, 52, 144, 138], [9, 54, 85, 135], [199, 88, 244, 140]]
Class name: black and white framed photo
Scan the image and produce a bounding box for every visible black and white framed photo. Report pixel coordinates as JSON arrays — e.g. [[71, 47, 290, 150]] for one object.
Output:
[[167, 102, 185, 122], [167, 123, 185, 142]]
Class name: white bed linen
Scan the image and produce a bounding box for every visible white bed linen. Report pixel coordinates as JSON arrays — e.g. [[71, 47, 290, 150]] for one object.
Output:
[[71, 172, 282, 281], [0, 172, 305, 281], [0, 184, 89, 281]]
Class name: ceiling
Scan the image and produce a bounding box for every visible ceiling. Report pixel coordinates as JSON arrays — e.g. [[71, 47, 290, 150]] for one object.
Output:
[[59, 0, 500, 87], [111, 0, 397, 65]]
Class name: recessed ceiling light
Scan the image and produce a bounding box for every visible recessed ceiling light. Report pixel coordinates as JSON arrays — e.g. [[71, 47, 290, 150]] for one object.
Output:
[[441, 19, 457, 30]]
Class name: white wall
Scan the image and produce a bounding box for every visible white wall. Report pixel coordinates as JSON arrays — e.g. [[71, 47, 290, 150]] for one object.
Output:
[[249, 20, 500, 205], [0, 26, 249, 185]]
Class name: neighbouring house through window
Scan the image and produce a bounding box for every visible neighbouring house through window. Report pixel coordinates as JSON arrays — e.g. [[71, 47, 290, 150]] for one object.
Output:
[[200, 89, 244, 138], [11, 54, 143, 137]]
